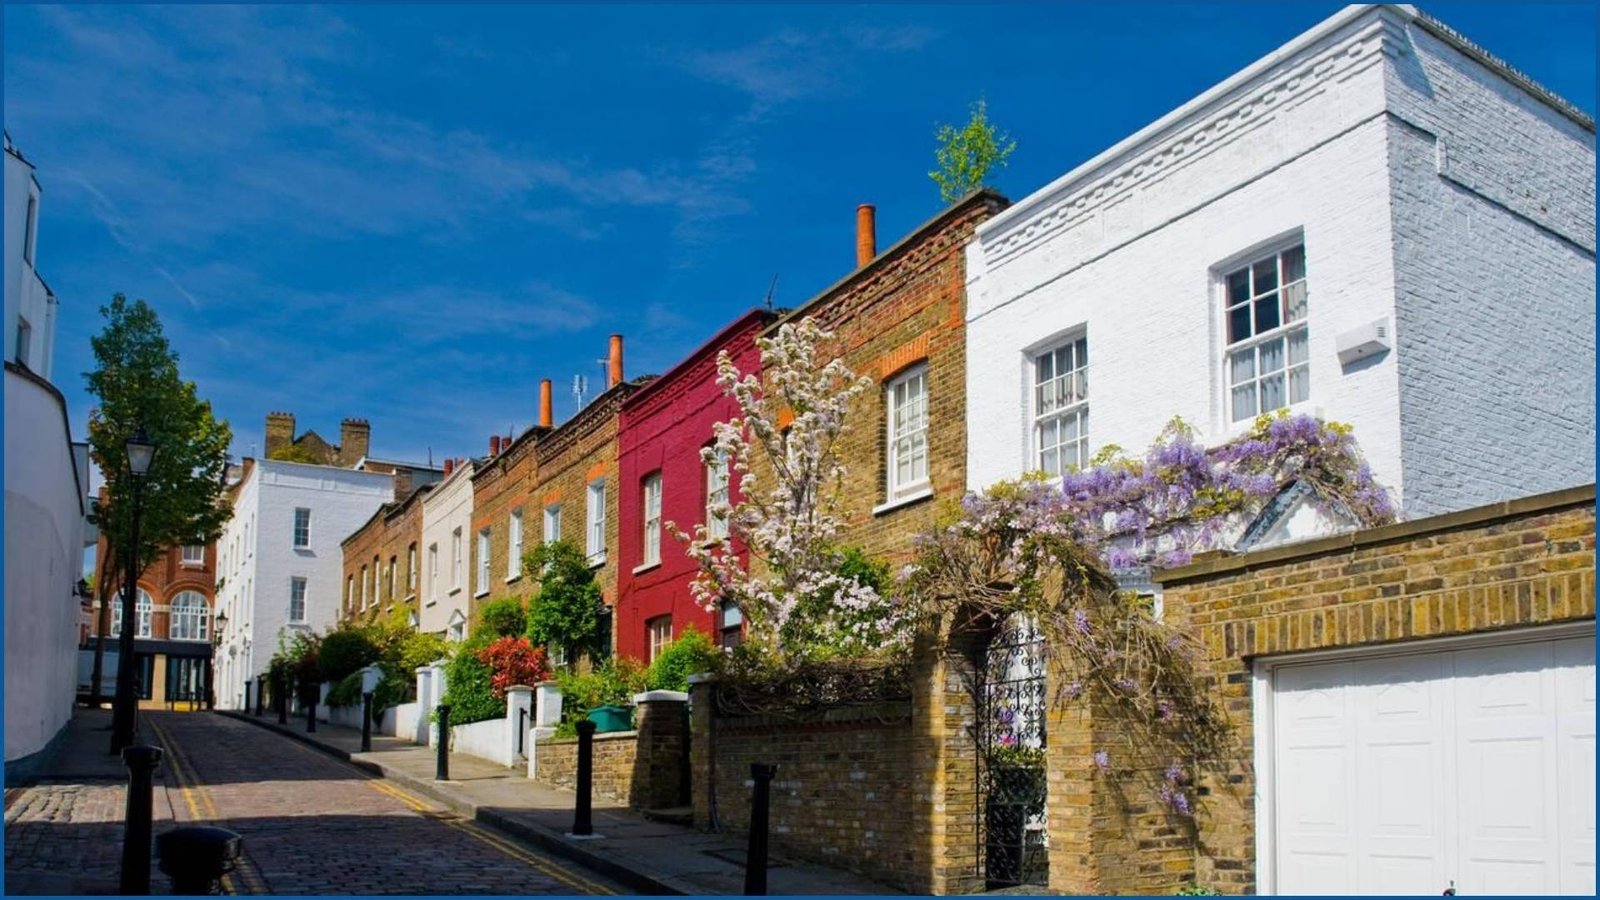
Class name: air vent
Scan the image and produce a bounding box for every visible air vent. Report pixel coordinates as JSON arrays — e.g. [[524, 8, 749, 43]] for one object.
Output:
[[1336, 318, 1392, 366]]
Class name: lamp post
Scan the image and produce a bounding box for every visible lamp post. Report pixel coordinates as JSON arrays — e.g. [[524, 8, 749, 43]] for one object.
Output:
[[209, 610, 226, 711], [110, 427, 156, 755]]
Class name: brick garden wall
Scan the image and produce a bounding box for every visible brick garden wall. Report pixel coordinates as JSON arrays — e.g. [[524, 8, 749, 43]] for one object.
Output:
[[532, 731, 640, 806], [1151, 484, 1596, 894]]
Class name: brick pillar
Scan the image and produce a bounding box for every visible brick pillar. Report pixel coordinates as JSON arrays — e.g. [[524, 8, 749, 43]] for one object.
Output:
[[631, 690, 690, 810], [920, 621, 986, 895], [688, 676, 716, 830]]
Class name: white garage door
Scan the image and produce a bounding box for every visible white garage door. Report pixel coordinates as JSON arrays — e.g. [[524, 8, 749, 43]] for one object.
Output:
[[1266, 629, 1595, 895]]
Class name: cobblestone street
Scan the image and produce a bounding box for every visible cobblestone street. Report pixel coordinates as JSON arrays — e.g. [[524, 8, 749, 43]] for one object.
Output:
[[5, 711, 623, 895]]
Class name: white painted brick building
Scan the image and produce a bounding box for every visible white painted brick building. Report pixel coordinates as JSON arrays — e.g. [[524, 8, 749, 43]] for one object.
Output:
[[965, 3, 1595, 519], [213, 458, 392, 710]]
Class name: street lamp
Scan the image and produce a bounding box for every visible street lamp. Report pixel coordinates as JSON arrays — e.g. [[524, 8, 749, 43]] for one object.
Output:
[[110, 427, 156, 754]]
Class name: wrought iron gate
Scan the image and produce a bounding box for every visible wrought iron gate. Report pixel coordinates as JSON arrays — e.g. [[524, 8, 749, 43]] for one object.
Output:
[[977, 613, 1049, 889]]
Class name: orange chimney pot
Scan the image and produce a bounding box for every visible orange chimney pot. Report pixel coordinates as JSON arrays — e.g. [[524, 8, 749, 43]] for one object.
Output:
[[856, 204, 876, 268], [540, 379, 553, 427], [609, 334, 624, 388]]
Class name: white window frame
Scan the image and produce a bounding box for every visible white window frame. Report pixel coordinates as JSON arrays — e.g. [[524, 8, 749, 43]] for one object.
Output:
[[346, 575, 354, 613], [361, 565, 370, 607], [641, 472, 662, 567], [292, 508, 311, 548], [585, 480, 606, 565], [507, 509, 524, 579], [408, 544, 418, 593], [169, 591, 209, 642], [544, 504, 562, 544], [14, 317, 31, 368], [1222, 242, 1309, 424], [648, 615, 673, 662], [705, 449, 730, 541], [289, 578, 307, 623], [885, 365, 930, 502], [181, 543, 206, 566], [427, 543, 439, 606], [1031, 333, 1089, 477], [388, 557, 397, 602], [451, 527, 463, 590], [112, 589, 155, 638], [476, 528, 491, 596]]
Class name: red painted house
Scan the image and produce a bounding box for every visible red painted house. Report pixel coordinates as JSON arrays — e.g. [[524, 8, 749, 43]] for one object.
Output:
[[615, 308, 775, 662]]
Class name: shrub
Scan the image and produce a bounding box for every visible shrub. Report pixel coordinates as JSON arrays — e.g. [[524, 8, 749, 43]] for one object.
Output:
[[319, 627, 379, 683], [555, 657, 647, 735], [524, 541, 605, 664], [440, 632, 502, 725], [326, 671, 365, 708], [477, 597, 527, 639], [1174, 885, 1221, 896], [476, 636, 552, 701], [645, 625, 721, 692]]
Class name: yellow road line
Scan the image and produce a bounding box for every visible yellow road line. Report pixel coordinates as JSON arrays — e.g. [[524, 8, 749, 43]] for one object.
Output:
[[267, 729, 613, 894], [148, 718, 268, 895]]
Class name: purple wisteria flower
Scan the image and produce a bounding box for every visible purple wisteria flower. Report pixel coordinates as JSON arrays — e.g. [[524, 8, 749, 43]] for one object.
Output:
[[1093, 750, 1111, 771], [1073, 608, 1091, 635]]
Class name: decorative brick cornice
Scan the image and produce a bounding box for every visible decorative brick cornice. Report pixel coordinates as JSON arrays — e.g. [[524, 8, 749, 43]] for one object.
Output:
[[535, 380, 645, 466]]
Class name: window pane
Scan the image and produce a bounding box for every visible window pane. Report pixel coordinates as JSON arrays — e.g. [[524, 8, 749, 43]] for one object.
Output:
[[1228, 304, 1252, 344], [1231, 384, 1257, 421], [1255, 293, 1280, 333], [1063, 412, 1079, 443], [1227, 269, 1250, 305], [1035, 352, 1053, 384], [1281, 245, 1306, 283], [1229, 349, 1255, 384], [1259, 336, 1285, 374], [1037, 382, 1054, 415], [1038, 417, 1058, 447], [1289, 365, 1311, 404], [1040, 447, 1059, 477], [1287, 327, 1309, 366], [1282, 280, 1308, 322], [1075, 337, 1087, 367], [1260, 372, 1285, 412], [1252, 259, 1277, 295]]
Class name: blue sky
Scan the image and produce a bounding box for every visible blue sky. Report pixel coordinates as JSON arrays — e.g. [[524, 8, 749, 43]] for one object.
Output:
[[5, 3, 1595, 470]]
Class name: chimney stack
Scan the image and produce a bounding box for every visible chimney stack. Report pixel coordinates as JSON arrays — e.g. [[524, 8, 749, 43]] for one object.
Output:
[[490, 435, 502, 456], [856, 204, 876, 268], [608, 334, 624, 388], [443, 458, 455, 476], [540, 379, 553, 427]]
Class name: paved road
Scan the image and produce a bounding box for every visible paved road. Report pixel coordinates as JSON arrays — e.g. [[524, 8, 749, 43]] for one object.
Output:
[[10, 711, 625, 895]]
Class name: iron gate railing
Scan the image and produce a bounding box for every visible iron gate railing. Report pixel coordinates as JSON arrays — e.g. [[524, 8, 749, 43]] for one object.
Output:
[[977, 613, 1049, 889]]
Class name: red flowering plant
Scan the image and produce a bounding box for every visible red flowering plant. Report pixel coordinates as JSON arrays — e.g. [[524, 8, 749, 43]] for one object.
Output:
[[476, 636, 552, 701]]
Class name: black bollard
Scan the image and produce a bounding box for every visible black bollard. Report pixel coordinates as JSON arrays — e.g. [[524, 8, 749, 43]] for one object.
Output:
[[361, 691, 373, 752], [572, 719, 596, 835], [744, 763, 778, 895], [120, 745, 164, 895], [277, 674, 287, 725], [306, 698, 317, 733], [435, 704, 451, 781], [517, 706, 528, 757], [255, 679, 264, 717], [243, 680, 251, 715], [156, 826, 242, 894]]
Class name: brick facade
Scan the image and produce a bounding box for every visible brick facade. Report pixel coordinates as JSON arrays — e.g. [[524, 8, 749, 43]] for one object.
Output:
[[1135, 484, 1598, 894], [89, 532, 217, 708], [615, 309, 772, 661], [768, 191, 1007, 564], [531, 730, 640, 806], [534, 381, 646, 652], [338, 484, 430, 626], [470, 425, 548, 621]]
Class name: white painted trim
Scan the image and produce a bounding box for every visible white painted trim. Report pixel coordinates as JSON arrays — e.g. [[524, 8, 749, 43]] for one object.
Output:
[[1251, 618, 1595, 893], [872, 486, 933, 517]]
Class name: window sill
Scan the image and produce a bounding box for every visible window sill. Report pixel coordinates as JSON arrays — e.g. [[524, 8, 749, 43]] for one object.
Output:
[[179, 562, 204, 570], [448, 587, 462, 597], [632, 561, 661, 575], [505, 573, 522, 584], [872, 486, 934, 517], [425, 599, 438, 608], [474, 589, 489, 599], [587, 554, 607, 569]]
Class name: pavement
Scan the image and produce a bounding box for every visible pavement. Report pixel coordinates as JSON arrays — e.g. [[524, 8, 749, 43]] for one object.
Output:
[[222, 708, 902, 896]]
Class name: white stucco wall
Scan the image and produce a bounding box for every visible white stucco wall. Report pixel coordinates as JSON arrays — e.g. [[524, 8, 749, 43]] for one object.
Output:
[[214, 460, 392, 709], [965, 4, 1595, 521], [1382, 19, 1597, 516], [4, 370, 86, 762], [419, 463, 475, 638], [4, 142, 56, 380], [967, 6, 1402, 496]]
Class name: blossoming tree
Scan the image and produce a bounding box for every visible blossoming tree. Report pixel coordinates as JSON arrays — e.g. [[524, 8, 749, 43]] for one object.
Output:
[[670, 318, 912, 664]]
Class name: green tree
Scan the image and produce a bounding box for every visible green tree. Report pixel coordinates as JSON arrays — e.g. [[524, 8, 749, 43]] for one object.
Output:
[[523, 540, 605, 665], [84, 295, 232, 701], [929, 98, 1016, 203]]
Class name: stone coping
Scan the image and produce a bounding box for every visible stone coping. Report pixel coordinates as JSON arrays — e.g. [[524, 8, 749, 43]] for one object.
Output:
[[1156, 483, 1596, 585], [535, 729, 638, 746]]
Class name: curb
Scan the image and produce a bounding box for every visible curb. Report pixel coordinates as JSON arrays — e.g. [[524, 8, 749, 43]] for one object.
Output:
[[220, 711, 684, 895]]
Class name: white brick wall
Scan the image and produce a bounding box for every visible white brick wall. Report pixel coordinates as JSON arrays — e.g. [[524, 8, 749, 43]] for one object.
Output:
[[966, 5, 1595, 520], [1384, 22, 1596, 517], [419, 462, 475, 637]]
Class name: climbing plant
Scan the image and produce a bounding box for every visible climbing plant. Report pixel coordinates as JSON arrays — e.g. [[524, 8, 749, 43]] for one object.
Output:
[[902, 412, 1395, 816]]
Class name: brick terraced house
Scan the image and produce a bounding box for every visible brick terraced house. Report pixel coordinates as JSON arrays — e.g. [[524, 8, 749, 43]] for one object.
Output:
[[469, 382, 554, 617], [338, 481, 433, 629]]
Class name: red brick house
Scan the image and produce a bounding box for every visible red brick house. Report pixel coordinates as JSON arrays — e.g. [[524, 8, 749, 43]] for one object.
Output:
[[615, 309, 774, 662]]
